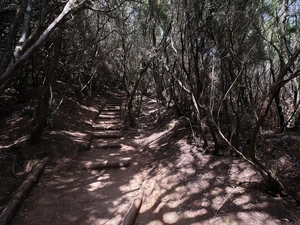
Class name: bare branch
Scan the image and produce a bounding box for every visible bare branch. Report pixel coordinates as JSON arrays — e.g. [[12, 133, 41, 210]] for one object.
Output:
[[0, 0, 86, 94]]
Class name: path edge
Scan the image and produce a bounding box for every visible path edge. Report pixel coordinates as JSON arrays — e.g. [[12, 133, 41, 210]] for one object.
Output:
[[0, 157, 49, 225], [121, 193, 143, 225]]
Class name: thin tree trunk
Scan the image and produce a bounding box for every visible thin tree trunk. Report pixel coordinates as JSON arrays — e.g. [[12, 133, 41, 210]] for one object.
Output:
[[0, 4, 26, 75], [27, 29, 62, 145], [0, 0, 85, 95], [248, 47, 300, 162], [274, 91, 285, 132], [247, 48, 300, 192], [128, 62, 151, 127]]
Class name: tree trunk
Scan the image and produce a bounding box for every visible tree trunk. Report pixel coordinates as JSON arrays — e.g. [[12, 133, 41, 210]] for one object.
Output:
[[274, 90, 285, 132], [247, 48, 300, 192], [0, 4, 26, 76], [27, 29, 62, 146], [248, 48, 300, 161], [0, 0, 85, 95], [128, 62, 151, 127]]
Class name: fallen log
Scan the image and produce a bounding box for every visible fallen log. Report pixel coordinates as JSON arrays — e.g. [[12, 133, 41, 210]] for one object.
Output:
[[83, 160, 129, 169], [121, 195, 143, 225], [93, 125, 121, 130], [0, 157, 49, 225], [121, 165, 156, 225]]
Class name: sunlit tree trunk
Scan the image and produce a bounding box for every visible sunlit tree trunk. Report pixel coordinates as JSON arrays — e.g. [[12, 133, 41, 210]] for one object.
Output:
[[0, 0, 85, 95]]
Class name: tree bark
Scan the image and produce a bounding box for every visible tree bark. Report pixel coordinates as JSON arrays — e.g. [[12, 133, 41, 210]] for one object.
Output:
[[0, 4, 26, 76], [0, 0, 85, 95], [248, 47, 300, 162], [127, 61, 151, 127], [27, 29, 62, 146]]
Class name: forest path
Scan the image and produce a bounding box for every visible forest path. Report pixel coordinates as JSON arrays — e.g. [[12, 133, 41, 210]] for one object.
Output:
[[11, 94, 149, 225], [5, 93, 300, 225]]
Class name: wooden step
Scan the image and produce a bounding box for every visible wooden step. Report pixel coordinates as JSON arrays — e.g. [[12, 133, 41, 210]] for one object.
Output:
[[93, 124, 122, 130], [99, 114, 120, 119], [105, 106, 121, 109], [100, 111, 120, 115], [107, 102, 121, 104], [91, 139, 122, 148], [83, 159, 129, 169], [94, 119, 120, 124], [93, 132, 122, 139], [103, 108, 120, 111]]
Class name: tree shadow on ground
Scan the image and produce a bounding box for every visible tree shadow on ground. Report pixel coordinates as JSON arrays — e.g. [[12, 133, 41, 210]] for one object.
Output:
[[9, 95, 153, 225], [133, 97, 300, 225], [2, 94, 300, 225], [11, 145, 147, 225]]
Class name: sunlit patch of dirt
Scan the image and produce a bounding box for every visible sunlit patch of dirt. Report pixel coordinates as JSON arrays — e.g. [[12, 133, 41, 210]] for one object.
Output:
[[1, 91, 300, 225], [133, 96, 300, 225]]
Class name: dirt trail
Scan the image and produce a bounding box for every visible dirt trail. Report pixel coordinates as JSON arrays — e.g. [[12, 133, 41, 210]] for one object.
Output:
[[11, 95, 148, 225], [4, 94, 300, 225]]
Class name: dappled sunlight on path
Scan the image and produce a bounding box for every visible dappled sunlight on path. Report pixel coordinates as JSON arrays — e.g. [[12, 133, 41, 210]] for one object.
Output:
[[5, 94, 300, 225], [132, 97, 300, 225], [11, 94, 150, 225]]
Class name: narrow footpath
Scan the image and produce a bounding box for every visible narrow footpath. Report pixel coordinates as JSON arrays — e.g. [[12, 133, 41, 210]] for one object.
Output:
[[5, 93, 300, 225], [10, 94, 148, 225]]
